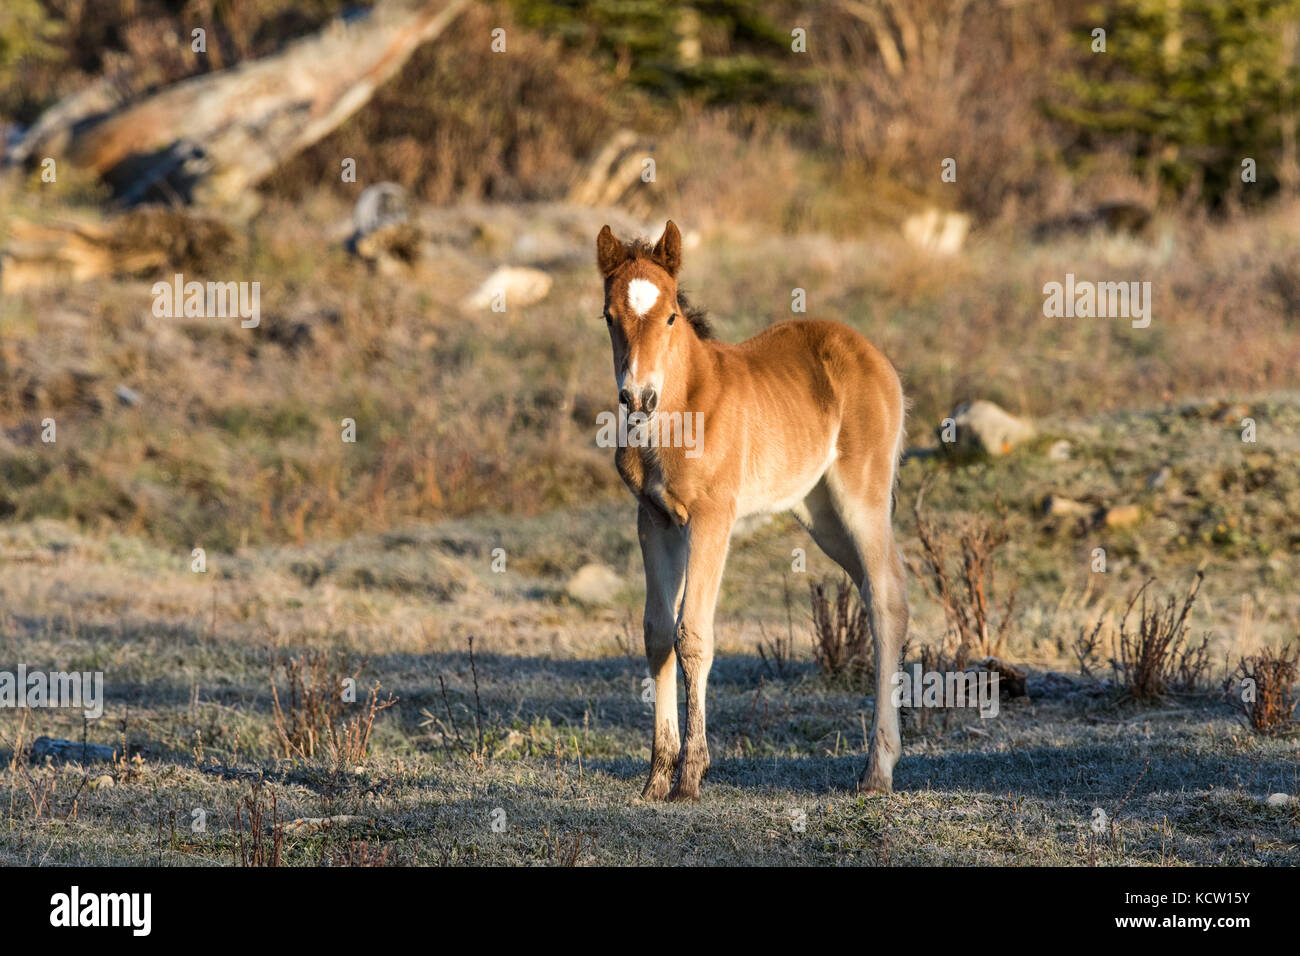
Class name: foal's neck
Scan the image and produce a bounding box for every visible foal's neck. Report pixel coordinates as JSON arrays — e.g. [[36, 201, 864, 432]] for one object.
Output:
[[664, 325, 715, 414]]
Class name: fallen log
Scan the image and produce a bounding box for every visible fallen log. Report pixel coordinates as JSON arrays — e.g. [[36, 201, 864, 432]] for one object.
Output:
[[568, 130, 646, 206], [278, 815, 363, 835], [0, 208, 237, 294], [28, 736, 123, 764], [12, 0, 467, 212]]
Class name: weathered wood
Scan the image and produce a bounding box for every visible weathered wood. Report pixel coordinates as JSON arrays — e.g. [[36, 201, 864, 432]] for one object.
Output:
[[29, 736, 122, 764], [1, 209, 236, 294], [568, 130, 644, 206], [13, 0, 467, 210], [278, 815, 362, 835], [6, 74, 125, 168]]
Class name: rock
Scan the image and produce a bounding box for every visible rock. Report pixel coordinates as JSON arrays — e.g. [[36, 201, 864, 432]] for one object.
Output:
[[114, 384, 142, 407], [1209, 402, 1251, 424], [29, 736, 122, 764], [1027, 671, 1081, 700], [1043, 495, 1092, 519], [347, 183, 424, 273], [353, 222, 423, 273], [1033, 201, 1152, 241], [351, 182, 410, 237], [976, 657, 1028, 698], [940, 400, 1035, 457], [1146, 466, 1171, 490], [463, 266, 552, 310], [1264, 793, 1296, 808], [1047, 439, 1072, 461], [902, 207, 970, 255], [1103, 504, 1142, 528], [565, 563, 623, 605]]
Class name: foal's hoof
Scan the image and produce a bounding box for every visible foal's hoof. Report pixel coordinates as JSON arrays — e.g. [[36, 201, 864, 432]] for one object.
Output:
[[640, 774, 673, 802], [666, 782, 700, 802], [857, 767, 894, 794], [666, 752, 707, 801]]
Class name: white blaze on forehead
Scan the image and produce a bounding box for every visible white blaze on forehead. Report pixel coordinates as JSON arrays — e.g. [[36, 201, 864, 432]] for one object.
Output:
[[626, 278, 660, 317]]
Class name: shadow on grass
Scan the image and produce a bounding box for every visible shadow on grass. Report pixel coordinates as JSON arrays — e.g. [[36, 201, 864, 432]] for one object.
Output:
[[585, 742, 1298, 802], [8, 608, 1290, 804]]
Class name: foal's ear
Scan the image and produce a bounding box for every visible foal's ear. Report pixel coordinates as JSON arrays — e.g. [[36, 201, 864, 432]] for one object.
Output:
[[596, 225, 626, 277], [653, 220, 682, 277]]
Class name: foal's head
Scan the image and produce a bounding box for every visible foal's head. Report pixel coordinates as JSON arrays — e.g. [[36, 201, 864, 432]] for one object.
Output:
[[596, 220, 710, 414]]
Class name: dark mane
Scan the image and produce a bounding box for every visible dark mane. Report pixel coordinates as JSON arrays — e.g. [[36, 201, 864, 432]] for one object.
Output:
[[619, 238, 715, 341], [623, 237, 656, 259], [674, 289, 714, 340]]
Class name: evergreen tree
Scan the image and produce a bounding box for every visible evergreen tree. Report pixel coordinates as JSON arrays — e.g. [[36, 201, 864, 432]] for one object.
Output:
[[1051, 0, 1300, 205]]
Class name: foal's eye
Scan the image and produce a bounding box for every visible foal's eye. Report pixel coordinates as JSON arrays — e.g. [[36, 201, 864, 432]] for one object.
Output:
[[604, 312, 612, 325], [668, 313, 677, 326]]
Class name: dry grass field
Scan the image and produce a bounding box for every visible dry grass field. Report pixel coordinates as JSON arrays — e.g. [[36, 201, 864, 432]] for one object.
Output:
[[2, 197, 1299, 865]]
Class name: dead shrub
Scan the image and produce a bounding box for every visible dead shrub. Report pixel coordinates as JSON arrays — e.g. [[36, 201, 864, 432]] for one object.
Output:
[[233, 781, 283, 868], [1231, 639, 1300, 735], [809, 575, 872, 682], [911, 479, 1017, 669], [419, 636, 501, 768], [545, 829, 587, 867], [320, 835, 401, 867], [0, 714, 89, 822], [1073, 611, 1106, 680], [269, 651, 396, 769], [909, 643, 950, 731], [814, 0, 1085, 223], [757, 575, 798, 678], [756, 621, 795, 679], [1107, 573, 1211, 700]]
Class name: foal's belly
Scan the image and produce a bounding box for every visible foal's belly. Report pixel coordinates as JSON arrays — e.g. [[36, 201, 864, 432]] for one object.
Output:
[[733, 439, 837, 519], [716, 334, 845, 521]]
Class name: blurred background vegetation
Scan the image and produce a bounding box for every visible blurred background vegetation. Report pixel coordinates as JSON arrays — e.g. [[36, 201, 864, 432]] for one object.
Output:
[[3, 0, 1298, 222], [1, 0, 1299, 548]]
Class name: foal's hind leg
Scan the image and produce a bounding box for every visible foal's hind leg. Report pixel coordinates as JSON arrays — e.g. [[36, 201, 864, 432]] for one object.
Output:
[[637, 506, 687, 801], [795, 478, 865, 585], [857, 521, 909, 792], [818, 471, 908, 793]]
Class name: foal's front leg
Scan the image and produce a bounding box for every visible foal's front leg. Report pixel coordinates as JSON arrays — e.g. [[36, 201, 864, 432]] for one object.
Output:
[[667, 503, 734, 802], [637, 506, 687, 800]]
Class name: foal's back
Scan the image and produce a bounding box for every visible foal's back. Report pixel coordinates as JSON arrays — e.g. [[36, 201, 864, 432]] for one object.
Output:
[[731, 319, 901, 412]]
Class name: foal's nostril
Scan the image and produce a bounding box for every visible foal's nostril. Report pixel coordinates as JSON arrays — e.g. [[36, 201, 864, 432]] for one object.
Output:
[[642, 388, 658, 413], [618, 388, 635, 409]]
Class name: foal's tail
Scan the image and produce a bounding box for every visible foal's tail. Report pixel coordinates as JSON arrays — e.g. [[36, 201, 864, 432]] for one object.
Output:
[[888, 374, 909, 518]]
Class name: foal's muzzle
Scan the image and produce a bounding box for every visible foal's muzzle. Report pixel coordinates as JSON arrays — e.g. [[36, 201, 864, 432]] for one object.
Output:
[[619, 386, 658, 414]]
